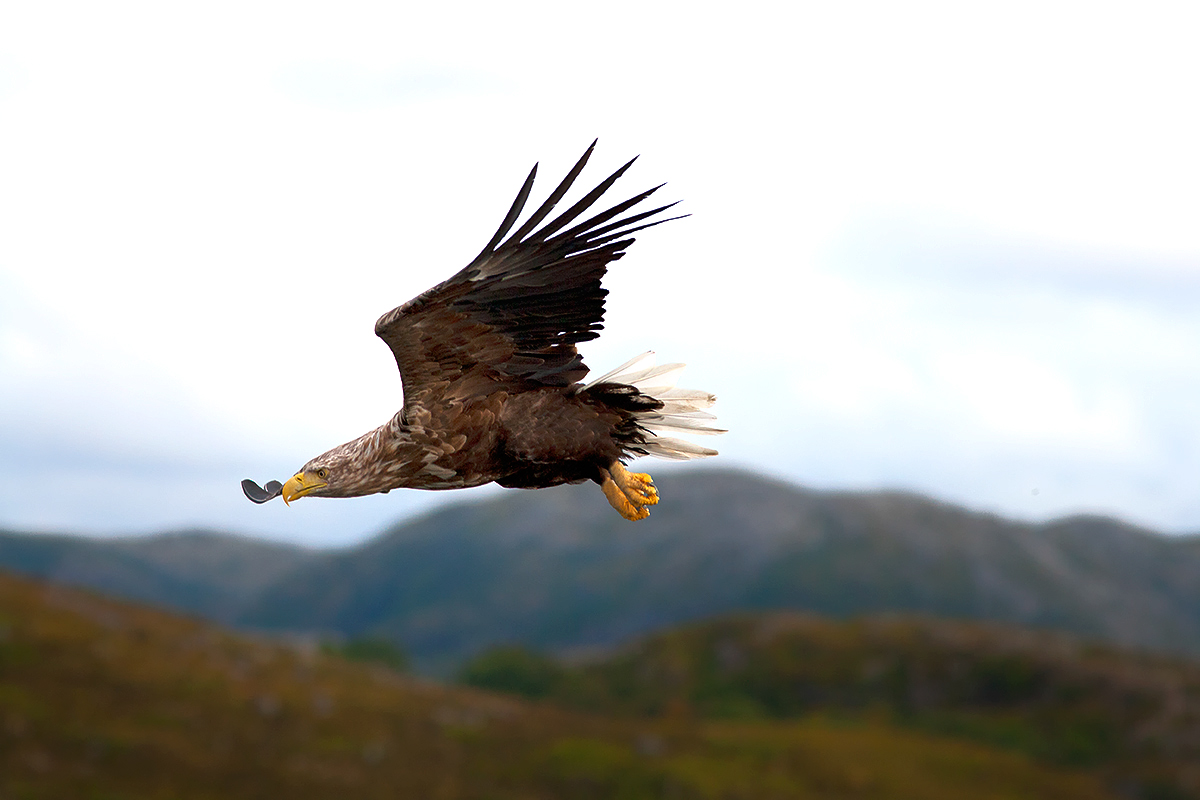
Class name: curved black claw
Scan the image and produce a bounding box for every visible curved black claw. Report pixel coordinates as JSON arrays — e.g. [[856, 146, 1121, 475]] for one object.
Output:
[[242, 479, 284, 504]]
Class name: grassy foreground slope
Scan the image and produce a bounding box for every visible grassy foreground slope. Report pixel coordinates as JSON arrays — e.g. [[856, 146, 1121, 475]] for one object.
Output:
[[0, 571, 1114, 800]]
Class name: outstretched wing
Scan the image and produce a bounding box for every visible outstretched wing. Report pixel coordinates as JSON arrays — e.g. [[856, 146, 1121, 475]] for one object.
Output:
[[374, 141, 683, 410]]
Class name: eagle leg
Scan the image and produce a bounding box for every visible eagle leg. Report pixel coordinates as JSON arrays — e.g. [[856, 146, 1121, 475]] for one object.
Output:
[[599, 462, 659, 521]]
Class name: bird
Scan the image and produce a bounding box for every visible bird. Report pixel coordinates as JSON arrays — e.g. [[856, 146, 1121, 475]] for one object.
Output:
[[242, 142, 723, 521]]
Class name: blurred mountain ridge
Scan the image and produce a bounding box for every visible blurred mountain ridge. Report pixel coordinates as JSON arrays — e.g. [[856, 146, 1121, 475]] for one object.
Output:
[[0, 527, 315, 623], [4, 467, 1200, 669]]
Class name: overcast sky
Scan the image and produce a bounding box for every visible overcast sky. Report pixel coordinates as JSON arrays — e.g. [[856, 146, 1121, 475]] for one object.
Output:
[[2, 2, 1199, 545]]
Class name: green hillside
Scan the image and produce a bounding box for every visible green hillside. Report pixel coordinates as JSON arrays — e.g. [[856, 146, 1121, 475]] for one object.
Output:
[[461, 613, 1200, 798], [0, 570, 1121, 799]]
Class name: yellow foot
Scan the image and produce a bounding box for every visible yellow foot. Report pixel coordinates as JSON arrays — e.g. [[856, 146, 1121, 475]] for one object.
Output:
[[600, 462, 659, 521]]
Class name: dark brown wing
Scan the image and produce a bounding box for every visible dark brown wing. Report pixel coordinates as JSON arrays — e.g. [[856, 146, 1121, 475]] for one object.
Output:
[[374, 141, 683, 411]]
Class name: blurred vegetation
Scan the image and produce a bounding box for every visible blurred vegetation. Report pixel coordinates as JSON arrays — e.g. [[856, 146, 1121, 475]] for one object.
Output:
[[457, 644, 566, 698], [321, 636, 410, 672], [0, 570, 1125, 799], [457, 614, 1200, 798]]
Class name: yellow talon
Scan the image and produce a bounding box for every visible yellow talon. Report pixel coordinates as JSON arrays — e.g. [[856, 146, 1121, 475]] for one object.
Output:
[[627, 472, 659, 504], [600, 463, 658, 521]]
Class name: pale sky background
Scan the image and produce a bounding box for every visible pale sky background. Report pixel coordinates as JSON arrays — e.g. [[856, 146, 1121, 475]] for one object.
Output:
[[2, 2, 1199, 546]]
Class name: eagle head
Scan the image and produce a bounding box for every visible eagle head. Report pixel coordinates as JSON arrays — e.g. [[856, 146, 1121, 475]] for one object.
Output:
[[280, 425, 415, 503], [280, 462, 334, 504], [281, 444, 364, 503]]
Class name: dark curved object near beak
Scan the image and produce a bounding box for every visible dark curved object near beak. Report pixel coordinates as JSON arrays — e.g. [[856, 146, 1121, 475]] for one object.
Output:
[[242, 479, 284, 504]]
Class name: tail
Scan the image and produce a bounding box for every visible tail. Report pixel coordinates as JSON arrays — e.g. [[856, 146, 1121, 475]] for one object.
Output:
[[584, 351, 725, 460]]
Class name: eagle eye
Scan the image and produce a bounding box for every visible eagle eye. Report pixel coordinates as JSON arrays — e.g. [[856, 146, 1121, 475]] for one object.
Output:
[[316, 468, 329, 480]]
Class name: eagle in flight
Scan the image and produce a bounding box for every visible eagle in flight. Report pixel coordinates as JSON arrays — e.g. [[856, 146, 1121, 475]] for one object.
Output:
[[242, 142, 723, 520]]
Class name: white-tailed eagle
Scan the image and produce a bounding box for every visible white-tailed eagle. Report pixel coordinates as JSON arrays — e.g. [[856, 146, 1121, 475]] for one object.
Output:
[[243, 142, 723, 520]]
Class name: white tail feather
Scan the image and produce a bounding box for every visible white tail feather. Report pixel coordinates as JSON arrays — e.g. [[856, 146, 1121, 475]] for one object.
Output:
[[641, 415, 724, 435], [588, 351, 725, 461], [658, 404, 716, 418], [584, 351, 656, 388], [641, 437, 719, 460]]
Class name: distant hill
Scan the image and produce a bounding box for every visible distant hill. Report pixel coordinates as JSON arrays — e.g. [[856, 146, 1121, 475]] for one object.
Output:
[[0, 527, 313, 622], [0, 570, 1119, 800], [5, 468, 1200, 671], [236, 468, 1200, 669]]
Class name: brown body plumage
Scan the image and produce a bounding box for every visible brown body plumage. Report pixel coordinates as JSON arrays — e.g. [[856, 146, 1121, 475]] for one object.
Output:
[[252, 143, 723, 520]]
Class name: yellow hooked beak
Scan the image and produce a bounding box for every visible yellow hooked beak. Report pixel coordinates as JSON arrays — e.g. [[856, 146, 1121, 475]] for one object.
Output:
[[281, 471, 327, 505]]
